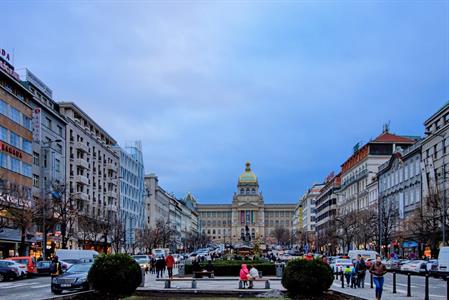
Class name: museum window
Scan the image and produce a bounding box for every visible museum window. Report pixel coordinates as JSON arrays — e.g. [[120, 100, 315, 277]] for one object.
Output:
[[240, 188, 244, 194], [252, 188, 255, 194], [213, 229, 216, 234], [246, 188, 250, 194]]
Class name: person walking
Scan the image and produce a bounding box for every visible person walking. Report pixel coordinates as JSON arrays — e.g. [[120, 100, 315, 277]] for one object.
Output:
[[343, 265, 352, 286], [356, 255, 367, 288], [50, 256, 62, 280], [370, 255, 387, 300], [155, 256, 165, 278], [165, 253, 175, 278]]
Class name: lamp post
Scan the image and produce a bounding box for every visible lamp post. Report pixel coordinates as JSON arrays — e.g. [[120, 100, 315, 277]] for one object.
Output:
[[425, 131, 447, 246], [40, 139, 62, 260]]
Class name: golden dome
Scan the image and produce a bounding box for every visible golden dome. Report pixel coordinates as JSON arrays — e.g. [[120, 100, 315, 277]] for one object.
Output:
[[238, 162, 258, 184]]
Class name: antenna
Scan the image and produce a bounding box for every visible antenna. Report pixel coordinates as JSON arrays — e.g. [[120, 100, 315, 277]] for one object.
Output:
[[383, 121, 390, 133]]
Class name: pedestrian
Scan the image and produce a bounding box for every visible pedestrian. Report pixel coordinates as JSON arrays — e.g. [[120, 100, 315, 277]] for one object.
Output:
[[343, 265, 352, 286], [50, 255, 62, 280], [350, 263, 358, 289], [206, 260, 214, 278], [165, 253, 175, 278], [356, 255, 367, 288], [249, 263, 259, 289], [239, 264, 250, 288], [155, 256, 165, 278], [150, 256, 156, 274], [322, 255, 329, 265], [369, 255, 387, 300]]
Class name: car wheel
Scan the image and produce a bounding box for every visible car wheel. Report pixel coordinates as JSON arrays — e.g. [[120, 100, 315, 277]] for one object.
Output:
[[52, 288, 62, 295], [0, 273, 4, 282]]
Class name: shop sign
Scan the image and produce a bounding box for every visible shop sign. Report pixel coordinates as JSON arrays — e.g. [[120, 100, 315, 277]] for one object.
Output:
[[32, 107, 41, 142], [0, 141, 23, 158], [0, 48, 19, 81], [402, 241, 418, 248], [26, 69, 53, 99]]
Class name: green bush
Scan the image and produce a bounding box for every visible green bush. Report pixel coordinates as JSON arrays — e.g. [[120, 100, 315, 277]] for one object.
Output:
[[185, 260, 275, 276], [281, 259, 333, 299], [88, 253, 141, 298]]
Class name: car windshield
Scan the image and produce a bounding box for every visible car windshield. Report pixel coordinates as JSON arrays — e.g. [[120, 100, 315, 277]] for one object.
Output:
[[0, 261, 13, 266], [12, 259, 28, 265], [336, 259, 352, 264], [37, 261, 51, 267], [62, 259, 81, 264], [66, 263, 92, 273]]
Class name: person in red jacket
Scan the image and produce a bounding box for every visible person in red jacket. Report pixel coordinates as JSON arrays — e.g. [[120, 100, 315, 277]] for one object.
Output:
[[165, 253, 175, 278]]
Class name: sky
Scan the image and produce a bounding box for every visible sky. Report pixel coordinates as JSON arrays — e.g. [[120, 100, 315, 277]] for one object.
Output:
[[1, 0, 448, 204]]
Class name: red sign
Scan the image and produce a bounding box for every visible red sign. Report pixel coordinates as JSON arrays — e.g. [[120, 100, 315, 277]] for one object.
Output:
[[0, 48, 11, 63], [0, 142, 23, 159]]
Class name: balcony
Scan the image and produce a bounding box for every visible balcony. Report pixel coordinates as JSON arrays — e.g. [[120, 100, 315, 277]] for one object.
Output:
[[108, 204, 118, 212], [76, 142, 89, 153], [72, 192, 88, 201], [106, 190, 117, 198], [75, 175, 89, 185], [106, 177, 118, 185], [106, 163, 116, 172], [75, 158, 89, 169]]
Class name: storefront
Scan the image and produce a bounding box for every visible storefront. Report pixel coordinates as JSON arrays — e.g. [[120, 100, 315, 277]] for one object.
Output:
[[0, 228, 33, 258], [402, 241, 418, 259]]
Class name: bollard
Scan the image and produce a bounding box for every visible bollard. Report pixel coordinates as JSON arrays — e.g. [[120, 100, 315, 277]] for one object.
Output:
[[370, 273, 373, 289], [392, 271, 396, 294], [191, 279, 197, 289], [265, 280, 270, 289], [424, 274, 429, 300], [140, 269, 145, 287], [341, 271, 345, 288], [407, 273, 411, 297]]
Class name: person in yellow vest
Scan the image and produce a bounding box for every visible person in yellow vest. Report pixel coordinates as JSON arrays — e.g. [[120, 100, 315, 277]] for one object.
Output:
[[50, 255, 62, 279]]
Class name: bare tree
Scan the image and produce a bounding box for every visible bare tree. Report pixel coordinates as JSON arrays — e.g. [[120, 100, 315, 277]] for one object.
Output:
[[0, 182, 33, 256], [270, 225, 290, 245], [110, 216, 125, 254], [379, 198, 399, 256], [335, 210, 358, 254], [355, 209, 378, 250]]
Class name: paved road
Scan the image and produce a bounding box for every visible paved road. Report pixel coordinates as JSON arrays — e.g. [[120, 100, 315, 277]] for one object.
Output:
[[0, 276, 56, 300], [332, 272, 447, 300]]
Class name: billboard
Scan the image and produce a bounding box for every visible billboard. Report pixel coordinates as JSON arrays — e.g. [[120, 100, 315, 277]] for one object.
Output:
[[26, 69, 53, 99], [32, 107, 41, 142]]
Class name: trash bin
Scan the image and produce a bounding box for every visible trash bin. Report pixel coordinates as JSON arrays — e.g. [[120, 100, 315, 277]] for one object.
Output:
[[140, 268, 145, 287], [275, 263, 284, 277], [178, 263, 185, 276]]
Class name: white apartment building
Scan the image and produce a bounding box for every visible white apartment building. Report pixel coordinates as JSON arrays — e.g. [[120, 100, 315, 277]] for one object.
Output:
[[59, 102, 119, 250], [300, 183, 324, 233]]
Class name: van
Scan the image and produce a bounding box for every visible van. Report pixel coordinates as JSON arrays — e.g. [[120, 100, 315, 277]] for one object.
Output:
[[55, 250, 99, 262], [437, 246, 449, 275], [6, 256, 37, 276], [348, 250, 379, 260]]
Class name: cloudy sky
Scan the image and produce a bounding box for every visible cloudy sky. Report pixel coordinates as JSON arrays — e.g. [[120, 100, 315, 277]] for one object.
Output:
[[2, 1, 448, 204]]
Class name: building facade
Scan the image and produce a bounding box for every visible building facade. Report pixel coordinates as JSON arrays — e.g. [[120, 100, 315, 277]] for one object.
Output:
[[114, 142, 145, 252], [300, 183, 324, 233], [21, 69, 67, 256], [338, 128, 417, 215], [0, 52, 34, 258], [59, 102, 119, 251], [144, 173, 170, 229], [377, 141, 422, 256], [197, 162, 295, 246], [316, 173, 340, 253]]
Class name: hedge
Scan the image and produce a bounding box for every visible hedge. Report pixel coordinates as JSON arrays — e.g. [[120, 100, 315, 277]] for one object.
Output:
[[185, 260, 275, 276]]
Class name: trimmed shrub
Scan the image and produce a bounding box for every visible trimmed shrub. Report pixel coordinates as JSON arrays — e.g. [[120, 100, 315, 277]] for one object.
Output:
[[185, 260, 275, 276], [88, 253, 141, 298], [281, 259, 333, 299]]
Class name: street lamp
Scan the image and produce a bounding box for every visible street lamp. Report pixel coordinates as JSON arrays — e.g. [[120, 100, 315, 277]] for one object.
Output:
[[425, 130, 447, 246], [41, 139, 62, 260]]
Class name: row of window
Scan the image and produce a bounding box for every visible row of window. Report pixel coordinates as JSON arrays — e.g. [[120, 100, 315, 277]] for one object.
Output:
[[0, 125, 32, 154], [0, 152, 32, 177], [0, 98, 32, 131], [379, 157, 421, 192]]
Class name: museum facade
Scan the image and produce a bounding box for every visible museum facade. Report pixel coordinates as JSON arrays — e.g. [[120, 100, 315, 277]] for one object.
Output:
[[197, 162, 296, 245]]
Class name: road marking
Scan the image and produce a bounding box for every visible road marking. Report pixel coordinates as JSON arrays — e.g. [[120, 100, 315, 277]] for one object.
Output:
[[30, 284, 50, 289], [0, 282, 38, 289]]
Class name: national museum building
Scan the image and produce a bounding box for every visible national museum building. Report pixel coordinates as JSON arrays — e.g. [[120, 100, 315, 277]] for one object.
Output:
[[197, 162, 296, 245]]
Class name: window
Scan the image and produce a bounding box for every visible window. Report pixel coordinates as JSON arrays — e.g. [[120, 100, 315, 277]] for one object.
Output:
[[56, 143, 62, 154], [33, 152, 40, 166], [0, 99, 7, 115], [33, 174, 39, 188], [22, 139, 32, 154], [23, 116, 31, 130], [55, 159, 61, 173], [0, 126, 7, 141], [0, 153, 6, 168], [10, 107, 21, 124], [57, 125, 63, 136], [10, 157, 20, 173], [9, 132, 20, 148], [45, 117, 52, 129]]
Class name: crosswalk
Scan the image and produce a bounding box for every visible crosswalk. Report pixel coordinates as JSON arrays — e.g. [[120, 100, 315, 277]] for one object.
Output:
[[0, 281, 50, 290]]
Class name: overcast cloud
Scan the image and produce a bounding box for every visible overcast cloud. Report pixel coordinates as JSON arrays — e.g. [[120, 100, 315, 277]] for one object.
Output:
[[2, 1, 448, 203]]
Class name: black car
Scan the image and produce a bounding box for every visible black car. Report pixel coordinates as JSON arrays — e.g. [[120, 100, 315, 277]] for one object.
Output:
[[36, 261, 52, 275], [51, 263, 92, 294], [0, 261, 20, 282]]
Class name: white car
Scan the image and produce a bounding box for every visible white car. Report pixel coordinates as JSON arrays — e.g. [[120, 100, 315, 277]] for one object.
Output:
[[0, 260, 27, 278], [400, 260, 428, 273], [132, 255, 151, 270], [330, 259, 353, 274]]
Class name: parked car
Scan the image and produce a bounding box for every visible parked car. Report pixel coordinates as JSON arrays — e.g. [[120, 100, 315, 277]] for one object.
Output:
[[384, 259, 401, 270], [0, 260, 27, 278], [0, 260, 21, 281], [426, 259, 438, 273], [36, 261, 52, 275], [400, 260, 428, 273], [55, 249, 98, 262], [132, 255, 151, 271], [59, 259, 82, 271], [6, 256, 37, 276], [51, 262, 92, 294], [330, 259, 353, 274]]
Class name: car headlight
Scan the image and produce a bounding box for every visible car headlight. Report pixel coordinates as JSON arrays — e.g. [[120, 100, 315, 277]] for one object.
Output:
[[52, 277, 58, 284], [77, 277, 87, 283]]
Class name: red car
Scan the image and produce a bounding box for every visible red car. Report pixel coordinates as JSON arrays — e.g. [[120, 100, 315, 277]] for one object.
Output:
[[6, 256, 37, 276]]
